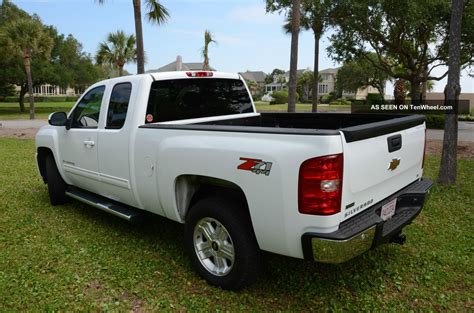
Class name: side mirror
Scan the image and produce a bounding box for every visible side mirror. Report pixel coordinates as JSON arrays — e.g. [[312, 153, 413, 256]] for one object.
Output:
[[48, 112, 68, 127]]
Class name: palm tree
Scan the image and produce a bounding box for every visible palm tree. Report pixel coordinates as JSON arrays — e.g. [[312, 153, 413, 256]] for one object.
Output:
[[283, 1, 329, 112], [96, 31, 137, 77], [287, 0, 301, 113], [202, 30, 216, 71], [97, 0, 169, 74], [3, 17, 53, 119]]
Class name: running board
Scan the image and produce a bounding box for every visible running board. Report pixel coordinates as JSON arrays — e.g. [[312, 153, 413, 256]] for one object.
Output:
[[66, 187, 144, 222]]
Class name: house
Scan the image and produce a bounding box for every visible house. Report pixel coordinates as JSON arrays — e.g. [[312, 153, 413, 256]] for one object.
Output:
[[263, 67, 382, 100], [146, 55, 216, 73], [264, 69, 308, 94], [239, 71, 267, 96], [239, 71, 266, 86], [15, 84, 78, 97]]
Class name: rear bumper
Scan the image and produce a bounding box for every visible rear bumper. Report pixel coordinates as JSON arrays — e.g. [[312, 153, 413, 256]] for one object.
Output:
[[301, 178, 433, 263]]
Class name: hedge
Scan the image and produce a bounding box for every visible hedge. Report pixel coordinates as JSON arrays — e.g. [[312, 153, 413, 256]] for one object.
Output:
[[2, 96, 79, 103]]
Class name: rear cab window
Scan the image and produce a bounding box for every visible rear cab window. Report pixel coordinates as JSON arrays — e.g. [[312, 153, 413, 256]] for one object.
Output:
[[145, 78, 253, 123], [106, 83, 132, 129]]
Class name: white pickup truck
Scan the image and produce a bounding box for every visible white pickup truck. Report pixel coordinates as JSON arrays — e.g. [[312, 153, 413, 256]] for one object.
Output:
[[36, 71, 432, 290]]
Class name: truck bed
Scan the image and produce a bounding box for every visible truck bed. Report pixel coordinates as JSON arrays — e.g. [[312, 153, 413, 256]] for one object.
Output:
[[140, 113, 425, 142]]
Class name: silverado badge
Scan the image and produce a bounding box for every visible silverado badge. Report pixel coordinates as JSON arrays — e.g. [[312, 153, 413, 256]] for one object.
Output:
[[388, 158, 401, 171]]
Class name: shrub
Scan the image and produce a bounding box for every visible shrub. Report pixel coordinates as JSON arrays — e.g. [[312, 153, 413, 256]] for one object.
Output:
[[425, 114, 445, 129], [330, 99, 352, 106], [270, 90, 299, 105], [366, 93, 384, 104]]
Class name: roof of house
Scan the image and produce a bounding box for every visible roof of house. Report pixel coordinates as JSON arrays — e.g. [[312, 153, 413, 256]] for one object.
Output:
[[319, 67, 339, 74], [284, 69, 307, 76], [146, 61, 216, 73], [239, 71, 267, 83]]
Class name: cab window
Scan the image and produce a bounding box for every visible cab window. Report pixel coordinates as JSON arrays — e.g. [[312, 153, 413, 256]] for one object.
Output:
[[70, 86, 105, 128], [106, 83, 132, 129]]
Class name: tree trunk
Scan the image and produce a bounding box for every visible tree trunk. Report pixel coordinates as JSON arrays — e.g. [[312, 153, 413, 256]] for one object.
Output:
[[439, 0, 464, 185], [410, 80, 421, 105], [18, 84, 27, 112], [394, 78, 406, 105], [133, 0, 145, 74], [421, 74, 427, 105], [118, 65, 124, 77], [312, 32, 320, 112], [287, 0, 301, 113], [23, 53, 35, 120], [203, 54, 209, 71]]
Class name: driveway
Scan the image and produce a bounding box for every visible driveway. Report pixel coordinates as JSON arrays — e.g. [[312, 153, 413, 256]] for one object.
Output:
[[426, 121, 474, 142]]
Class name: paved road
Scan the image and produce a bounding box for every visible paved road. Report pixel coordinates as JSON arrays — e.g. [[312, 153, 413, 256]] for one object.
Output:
[[0, 119, 48, 129], [1, 119, 473, 142], [426, 121, 474, 142]]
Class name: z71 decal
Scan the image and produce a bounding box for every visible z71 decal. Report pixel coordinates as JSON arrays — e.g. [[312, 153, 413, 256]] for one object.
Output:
[[237, 157, 273, 176]]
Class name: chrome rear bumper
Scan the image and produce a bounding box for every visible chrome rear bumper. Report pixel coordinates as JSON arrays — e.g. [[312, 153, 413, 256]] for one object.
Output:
[[302, 178, 433, 263]]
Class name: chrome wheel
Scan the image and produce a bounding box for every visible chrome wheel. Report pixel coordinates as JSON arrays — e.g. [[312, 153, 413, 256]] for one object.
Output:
[[193, 217, 235, 276]]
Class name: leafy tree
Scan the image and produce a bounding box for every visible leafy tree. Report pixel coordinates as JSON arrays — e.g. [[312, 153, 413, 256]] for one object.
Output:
[[201, 30, 216, 71], [265, 68, 285, 84], [328, 0, 473, 104], [0, 1, 101, 110], [96, 30, 137, 77], [267, 0, 301, 112], [297, 70, 313, 102], [3, 17, 53, 119], [336, 53, 390, 101], [439, 0, 465, 185], [97, 0, 169, 74]]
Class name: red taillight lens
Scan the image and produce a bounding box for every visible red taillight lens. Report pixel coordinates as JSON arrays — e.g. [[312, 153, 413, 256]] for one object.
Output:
[[186, 71, 213, 77], [298, 154, 343, 215]]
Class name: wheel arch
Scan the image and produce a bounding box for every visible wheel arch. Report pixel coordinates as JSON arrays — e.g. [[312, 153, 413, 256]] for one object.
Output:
[[175, 175, 253, 227], [37, 146, 54, 183]]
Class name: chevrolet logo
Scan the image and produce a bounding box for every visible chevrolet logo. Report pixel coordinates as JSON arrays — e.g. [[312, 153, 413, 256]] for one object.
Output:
[[388, 158, 401, 171]]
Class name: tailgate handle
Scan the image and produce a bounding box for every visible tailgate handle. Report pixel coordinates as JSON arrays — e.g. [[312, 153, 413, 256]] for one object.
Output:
[[387, 135, 402, 152]]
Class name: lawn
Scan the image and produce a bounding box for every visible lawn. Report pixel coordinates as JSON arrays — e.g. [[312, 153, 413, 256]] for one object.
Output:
[[0, 138, 472, 311], [254, 101, 351, 113], [0, 102, 75, 120]]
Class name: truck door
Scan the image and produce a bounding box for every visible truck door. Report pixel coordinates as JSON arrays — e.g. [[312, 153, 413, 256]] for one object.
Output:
[[59, 86, 105, 192], [97, 82, 137, 207]]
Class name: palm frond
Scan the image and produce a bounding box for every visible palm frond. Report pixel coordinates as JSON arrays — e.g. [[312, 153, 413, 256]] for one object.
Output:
[[145, 0, 170, 25]]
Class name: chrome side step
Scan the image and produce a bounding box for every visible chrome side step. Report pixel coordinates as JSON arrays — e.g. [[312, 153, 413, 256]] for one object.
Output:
[[66, 187, 144, 222]]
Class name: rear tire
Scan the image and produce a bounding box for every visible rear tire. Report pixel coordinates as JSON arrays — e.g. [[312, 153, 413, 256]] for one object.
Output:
[[185, 197, 261, 290], [45, 154, 68, 205]]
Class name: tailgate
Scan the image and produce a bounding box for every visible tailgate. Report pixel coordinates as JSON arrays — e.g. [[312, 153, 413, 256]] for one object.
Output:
[[339, 115, 426, 221]]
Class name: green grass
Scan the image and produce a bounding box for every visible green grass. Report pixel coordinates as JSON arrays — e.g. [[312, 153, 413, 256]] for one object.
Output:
[[255, 101, 351, 113], [0, 138, 473, 311], [0, 102, 75, 120]]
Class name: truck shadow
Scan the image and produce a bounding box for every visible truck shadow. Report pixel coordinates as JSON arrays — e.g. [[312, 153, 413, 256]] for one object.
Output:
[[63, 198, 404, 301]]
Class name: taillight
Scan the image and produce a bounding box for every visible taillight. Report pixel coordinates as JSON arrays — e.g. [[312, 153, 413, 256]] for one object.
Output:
[[422, 128, 427, 169], [186, 71, 213, 77], [298, 154, 343, 215]]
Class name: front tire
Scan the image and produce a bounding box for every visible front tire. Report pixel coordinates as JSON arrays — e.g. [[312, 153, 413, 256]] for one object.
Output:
[[45, 154, 68, 205], [185, 197, 261, 290]]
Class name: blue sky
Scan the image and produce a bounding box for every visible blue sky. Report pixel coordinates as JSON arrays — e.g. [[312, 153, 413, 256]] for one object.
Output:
[[14, 0, 474, 92]]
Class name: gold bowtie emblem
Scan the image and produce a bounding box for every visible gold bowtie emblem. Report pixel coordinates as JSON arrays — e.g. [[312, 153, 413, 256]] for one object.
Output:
[[388, 158, 401, 171]]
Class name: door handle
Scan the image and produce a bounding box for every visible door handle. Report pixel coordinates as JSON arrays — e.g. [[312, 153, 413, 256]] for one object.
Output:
[[83, 140, 95, 147]]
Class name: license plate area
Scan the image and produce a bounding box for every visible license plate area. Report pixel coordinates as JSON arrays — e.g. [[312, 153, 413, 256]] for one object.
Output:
[[381, 198, 397, 221]]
